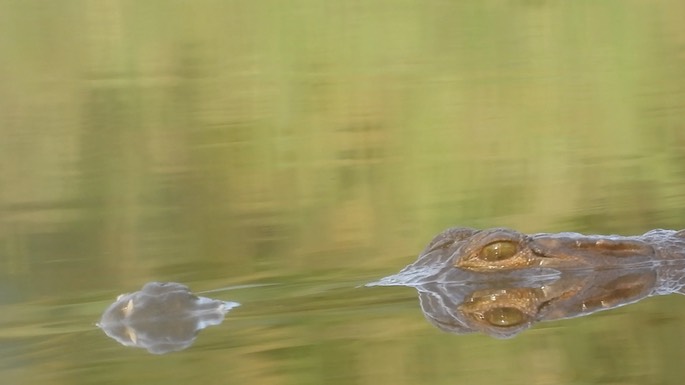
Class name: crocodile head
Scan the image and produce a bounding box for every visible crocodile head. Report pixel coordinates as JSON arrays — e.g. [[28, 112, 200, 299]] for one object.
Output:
[[425, 227, 656, 273]]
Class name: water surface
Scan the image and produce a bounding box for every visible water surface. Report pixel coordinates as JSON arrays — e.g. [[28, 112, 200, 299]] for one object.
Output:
[[3, 1, 685, 384]]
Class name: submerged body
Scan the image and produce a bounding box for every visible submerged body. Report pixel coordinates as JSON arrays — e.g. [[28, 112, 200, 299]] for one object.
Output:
[[370, 227, 685, 338]]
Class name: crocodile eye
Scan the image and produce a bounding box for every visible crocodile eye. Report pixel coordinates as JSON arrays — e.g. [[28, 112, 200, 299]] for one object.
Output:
[[483, 307, 526, 327], [480, 241, 518, 261]]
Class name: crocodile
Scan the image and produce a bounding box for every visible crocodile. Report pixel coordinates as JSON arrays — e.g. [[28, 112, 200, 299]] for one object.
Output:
[[98, 227, 685, 350], [369, 227, 685, 338]]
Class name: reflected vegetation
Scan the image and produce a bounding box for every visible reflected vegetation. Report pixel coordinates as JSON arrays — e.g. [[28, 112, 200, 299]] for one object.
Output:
[[3, 0, 685, 384], [97, 282, 239, 354], [369, 227, 685, 338]]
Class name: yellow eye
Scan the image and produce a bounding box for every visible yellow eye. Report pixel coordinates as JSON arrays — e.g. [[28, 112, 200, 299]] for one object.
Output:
[[483, 307, 526, 327], [481, 241, 518, 261]]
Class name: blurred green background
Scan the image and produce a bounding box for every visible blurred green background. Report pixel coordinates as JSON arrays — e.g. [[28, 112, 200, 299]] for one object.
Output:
[[2, 1, 685, 384]]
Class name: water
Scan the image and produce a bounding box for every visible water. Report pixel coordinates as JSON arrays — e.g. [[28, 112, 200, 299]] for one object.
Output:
[[3, 1, 685, 384]]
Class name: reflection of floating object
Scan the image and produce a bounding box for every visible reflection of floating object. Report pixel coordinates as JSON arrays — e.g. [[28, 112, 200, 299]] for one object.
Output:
[[369, 227, 685, 338], [98, 282, 239, 354]]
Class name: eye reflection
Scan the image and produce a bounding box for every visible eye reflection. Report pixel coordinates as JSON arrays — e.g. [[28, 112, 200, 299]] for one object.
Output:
[[483, 307, 526, 327], [481, 241, 518, 261]]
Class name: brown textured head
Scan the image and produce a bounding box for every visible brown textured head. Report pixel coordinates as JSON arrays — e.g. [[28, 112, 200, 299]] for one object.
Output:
[[423, 227, 656, 273]]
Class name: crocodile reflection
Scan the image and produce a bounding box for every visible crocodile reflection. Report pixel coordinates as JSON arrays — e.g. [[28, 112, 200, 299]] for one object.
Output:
[[369, 227, 685, 338], [98, 282, 239, 354]]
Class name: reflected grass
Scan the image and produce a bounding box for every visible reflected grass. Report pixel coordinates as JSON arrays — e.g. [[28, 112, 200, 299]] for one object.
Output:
[[2, 0, 685, 385]]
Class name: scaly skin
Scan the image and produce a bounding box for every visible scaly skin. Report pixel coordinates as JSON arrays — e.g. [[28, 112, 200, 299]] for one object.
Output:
[[370, 227, 685, 338], [425, 227, 685, 273]]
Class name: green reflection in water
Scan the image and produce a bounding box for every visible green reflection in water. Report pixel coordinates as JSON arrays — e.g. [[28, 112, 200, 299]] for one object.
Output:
[[2, 0, 685, 384]]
